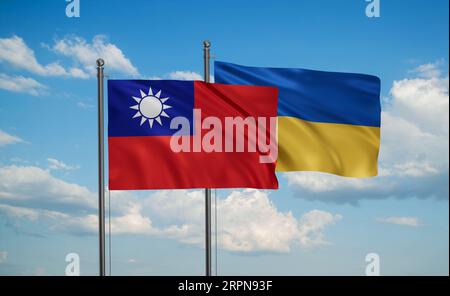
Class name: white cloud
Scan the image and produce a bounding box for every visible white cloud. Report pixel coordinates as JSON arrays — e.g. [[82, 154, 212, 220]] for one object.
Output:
[[377, 216, 421, 227], [298, 210, 342, 247], [0, 35, 137, 80], [390, 161, 439, 177], [9, 157, 29, 164], [286, 62, 449, 203], [390, 73, 448, 135], [51, 213, 99, 234], [168, 71, 202, 80], [1, 34, 204, 85], [0, 166, 341, 253], [0, 251, 7, 263], [217, 190, 340, 251], [0, 36, 87, 78], [380, 112, 446, 170], [147, 70, 203, 81], [0, 165, 95, 210], [110, 205, 156, 235], [0, 203, 66, 221], [286, 172, 375, 193], [159, 189, 302, 252], [76, 101, 94, 109], [0, 129, 25, 147], [0, 202, 102, 235], [0, 73, 47, 96], [47, 158, 79, 171], [66, 67, 90, 79], [51, 35, 139, 77], [144, 189, 341, 252], [0, 202, 147, 236], [410, 61, 444, 79]]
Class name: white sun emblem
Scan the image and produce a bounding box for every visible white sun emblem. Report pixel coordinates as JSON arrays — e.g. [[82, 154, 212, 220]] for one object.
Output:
[[130, 86, 172, 128]]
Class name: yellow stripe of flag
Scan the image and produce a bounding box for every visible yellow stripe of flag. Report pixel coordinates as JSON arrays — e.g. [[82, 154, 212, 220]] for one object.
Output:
[[276, 116, 380, 177]]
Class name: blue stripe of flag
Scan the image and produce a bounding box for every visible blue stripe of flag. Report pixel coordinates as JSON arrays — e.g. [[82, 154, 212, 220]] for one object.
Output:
[[214, 61, 381, 127]]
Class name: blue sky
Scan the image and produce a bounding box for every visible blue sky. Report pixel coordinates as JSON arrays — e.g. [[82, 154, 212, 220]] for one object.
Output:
[[0, 0, 448, 275]]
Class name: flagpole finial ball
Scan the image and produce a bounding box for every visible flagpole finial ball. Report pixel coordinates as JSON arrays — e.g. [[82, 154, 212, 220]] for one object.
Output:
[[96, 58, 105, 67], [203, 40, 211, 48]]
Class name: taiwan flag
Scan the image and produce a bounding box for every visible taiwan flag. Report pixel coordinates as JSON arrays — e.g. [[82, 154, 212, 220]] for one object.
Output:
[[108, 80, 279, 190]]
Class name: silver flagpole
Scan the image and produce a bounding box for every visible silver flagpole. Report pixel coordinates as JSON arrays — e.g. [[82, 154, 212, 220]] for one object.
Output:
[[203, 41, 212, 277], [96, 58, 106, 276]]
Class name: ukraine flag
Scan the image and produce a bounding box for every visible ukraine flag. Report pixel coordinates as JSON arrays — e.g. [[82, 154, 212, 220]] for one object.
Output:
[[214, 61, 381, 177]]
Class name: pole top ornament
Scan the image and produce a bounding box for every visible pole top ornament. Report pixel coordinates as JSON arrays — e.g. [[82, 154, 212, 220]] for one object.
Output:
[[96, 58, 105, 67]]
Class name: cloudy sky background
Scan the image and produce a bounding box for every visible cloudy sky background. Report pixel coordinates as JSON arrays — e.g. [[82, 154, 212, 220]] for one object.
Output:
[[0, 0, 448, 275]]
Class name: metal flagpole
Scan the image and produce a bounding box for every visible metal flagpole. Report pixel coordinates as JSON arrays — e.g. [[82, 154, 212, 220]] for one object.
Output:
[[96, 58, 106, 276], [203, 40, 212, 277]]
